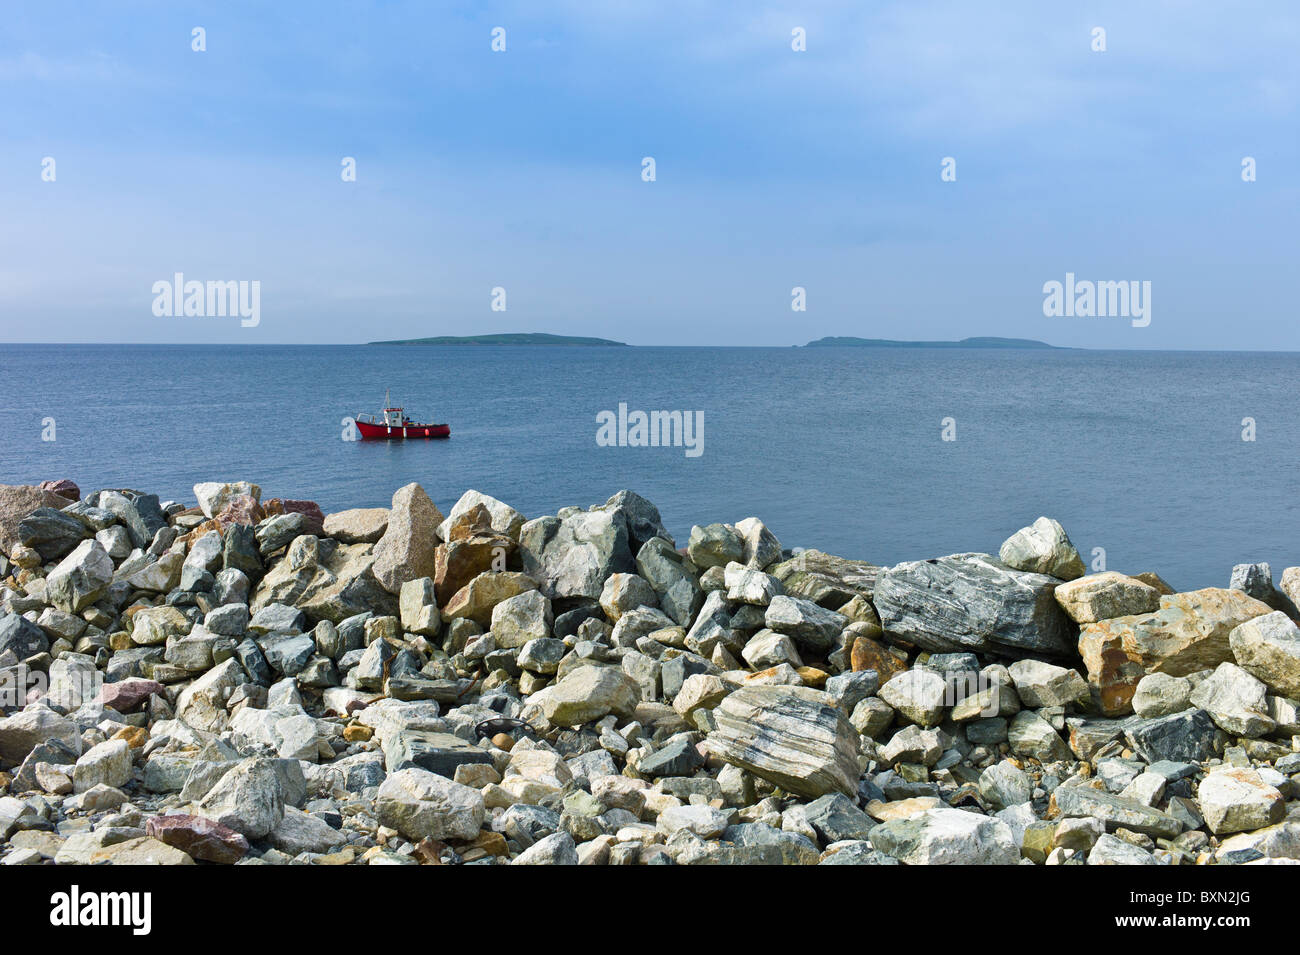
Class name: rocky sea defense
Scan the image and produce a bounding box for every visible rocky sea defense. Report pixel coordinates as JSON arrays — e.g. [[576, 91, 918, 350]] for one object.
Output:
[[2, 480, 1300, 866]]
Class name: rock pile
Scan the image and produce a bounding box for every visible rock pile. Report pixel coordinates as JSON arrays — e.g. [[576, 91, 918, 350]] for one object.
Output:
[[2, 482, 1300, 865]]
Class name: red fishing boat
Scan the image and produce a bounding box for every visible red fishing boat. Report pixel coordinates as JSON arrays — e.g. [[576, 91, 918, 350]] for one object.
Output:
[[354, 390, 450, 440]]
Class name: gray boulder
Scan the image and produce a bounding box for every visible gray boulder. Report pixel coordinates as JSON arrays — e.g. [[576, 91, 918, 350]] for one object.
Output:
[[706, 686, 860, 798], [520, 508, 635, 601], [874, 553, 1075, 656], [998, 517, 1085, 580]]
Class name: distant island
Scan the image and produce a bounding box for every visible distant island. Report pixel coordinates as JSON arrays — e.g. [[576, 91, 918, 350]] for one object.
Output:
[[803, 336, 1065, 349], [368, 332, 628, 346]]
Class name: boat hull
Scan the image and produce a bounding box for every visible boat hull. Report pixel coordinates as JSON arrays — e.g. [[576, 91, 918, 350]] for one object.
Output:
[[355, 419, 450, 440]]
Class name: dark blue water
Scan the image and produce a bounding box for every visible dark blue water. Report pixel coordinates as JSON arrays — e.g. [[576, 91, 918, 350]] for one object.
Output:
[[2, 344, 1297, 590]]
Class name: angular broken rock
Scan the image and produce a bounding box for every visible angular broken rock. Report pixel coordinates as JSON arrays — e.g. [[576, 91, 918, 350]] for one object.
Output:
[[1197, 767, 1285, 835], [195, 758, 286, 839], [1052, 785, 1183, 839], [194, 481, 261, 520], [1130, 672, 1192, 718], [1007, 710, 1070, 762], [46, 539, 114, 613], [322, 507, 389, 544], [874, 553, 1075, 657], [491, 589, 552, 649], [706, 685, 861, 798], [376, 767, 485, 841], [770, 549, 879, 608], [441, 571, 536, 627], [869, 807, 1019, 865], [764, 595, 847, 653], [1188, 662, 1274, 737], [399, 577, 441, 637], [1229, 610, 1300, 698], [73, 739, 133, 793], [998, 517, 1085, 580], [252, 538, 396, 624], [1078, 588, 1272, 716], [1053, 571, 1160, 624], [437, 489, 526, 543], [541, 665, 640, 727], [1006, 659, 1089, 707], [635, 537, 703, 626], [146, 813, 249, 863], [520, 508, 634, 601], [877, 668, 948, 727], [1124, 708, 1225, 764], [371, 483, 443, 595], [686, 523, 743, 569]]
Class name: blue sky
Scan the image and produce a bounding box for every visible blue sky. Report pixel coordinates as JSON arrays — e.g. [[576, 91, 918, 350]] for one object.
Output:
[[1, 1, 1296, 347]]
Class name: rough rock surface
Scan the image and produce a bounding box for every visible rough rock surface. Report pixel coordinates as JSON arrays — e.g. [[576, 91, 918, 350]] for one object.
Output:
[[2, 488, 1297, 866], [998, 517, 1085, 580], [706, 686, 860, 798], [875, 553, 1075, 656], [371, 483, 444, 595], [1078, 588, 1272, 716]]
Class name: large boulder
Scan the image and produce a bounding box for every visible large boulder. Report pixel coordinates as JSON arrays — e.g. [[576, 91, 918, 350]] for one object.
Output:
[[1124, 708, 1225, 764], [252, 537, 396, 623], [764, 595, 847, 654], [98, 490, 167, 548], [193, 481, 262, 520], [376, 767, 485, 841], [520, 508, 634, 601], [1188, 662, 1274, 737], [46, 539, 113, 613], [0, 707, 82, 763], [541, 666, 640, 726], [1197, 768, 1285, 835], [594, 490, 673, 552], [635, 537, 702, 626], [998, 517, 1084, 580], [0, 613, 50, 660], [769, 550, 880, 608], [194, 757, 285, 839], [1229, 562, 1299, 618], [1229, 611, 1300, 698], [371, 483, 443, 595], [436, 490, 526, 542], [1051, 785, 1183, 838], [174, 658, 247, 733], [1078, 588, 1272, 716], [1053, 572, 1161, 624], [687, 524, 743, 570], [0, 484, 75, 554], [441, 572, 536, 627], [322, 508, 389, 544], [874, 553, 1075, 657], [869, 808, 1019, 865], [491, 590, 552, 649], [706, 686, 860, 798], [434, 506, 516, 604], [17, 507, 86, 560]]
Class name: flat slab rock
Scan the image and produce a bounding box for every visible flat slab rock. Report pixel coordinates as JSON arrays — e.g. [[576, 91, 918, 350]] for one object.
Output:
[[874, 553, 1076, 657], [868, 807, 1019, 865], [705, 685, 861, 799]]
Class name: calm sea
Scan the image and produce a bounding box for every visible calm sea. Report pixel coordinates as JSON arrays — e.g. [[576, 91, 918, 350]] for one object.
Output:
[[2, 344, 1297, 590]]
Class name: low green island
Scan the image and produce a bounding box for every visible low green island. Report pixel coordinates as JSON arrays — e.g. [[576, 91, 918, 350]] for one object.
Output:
[[804, 336, 1065, 349], [368, 332, 628, 346]]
